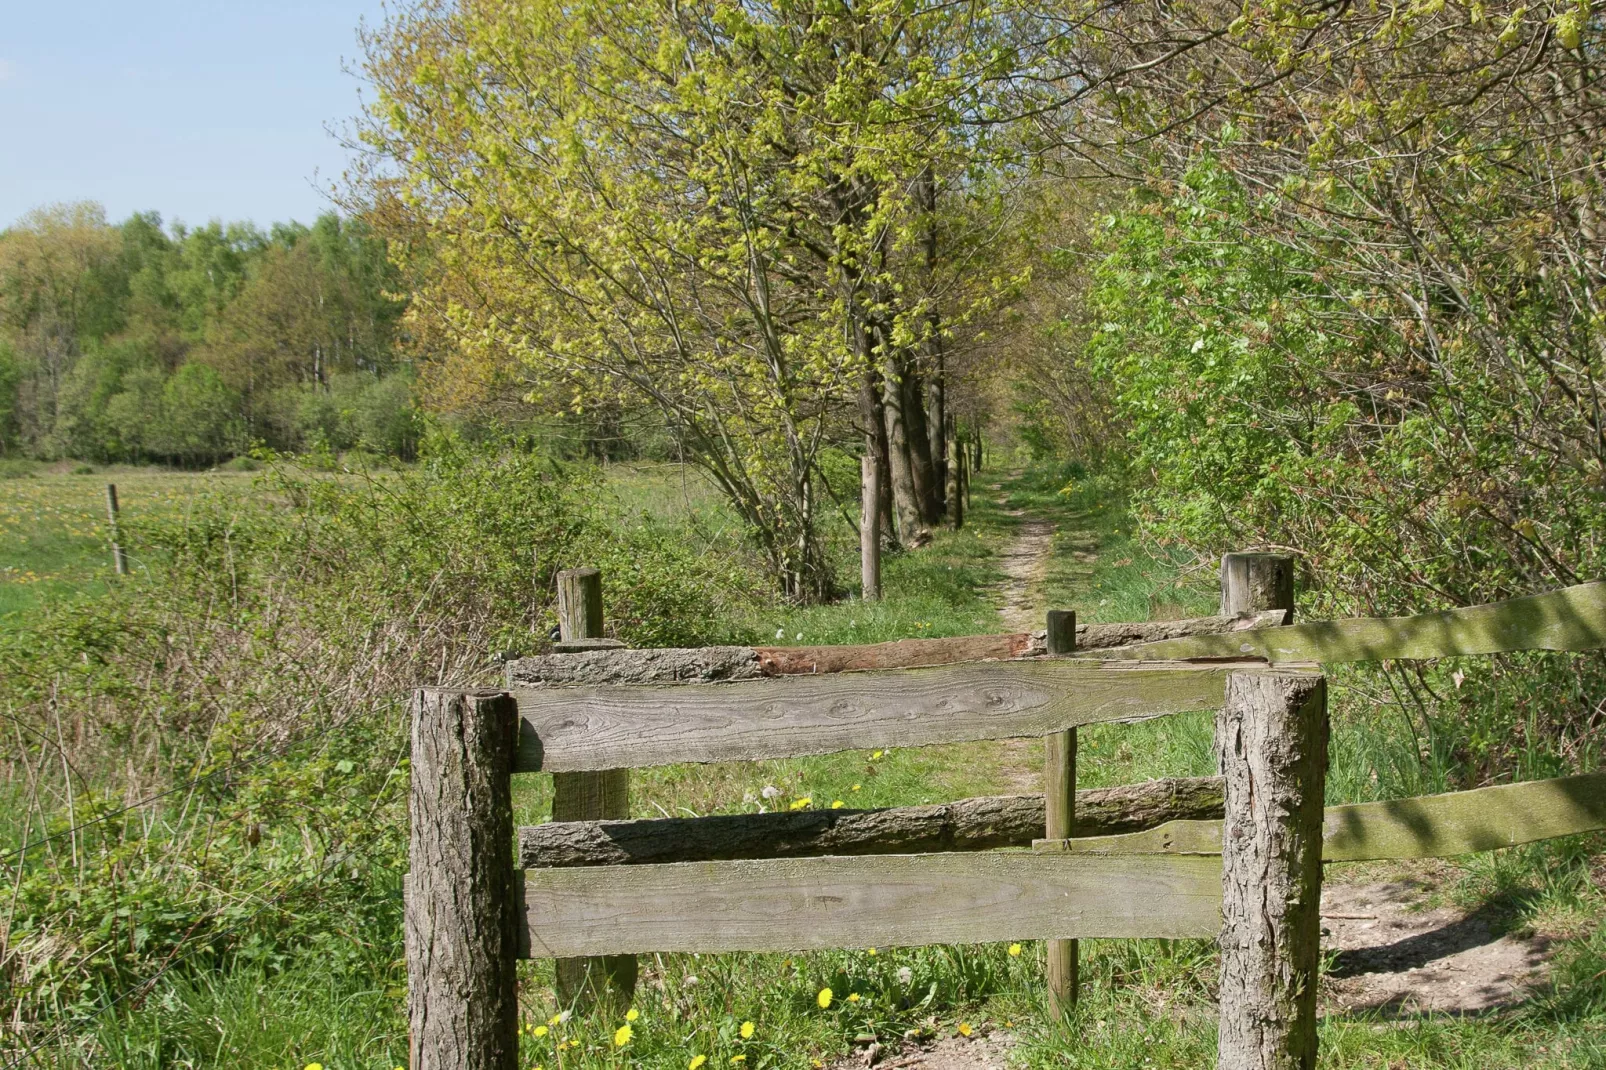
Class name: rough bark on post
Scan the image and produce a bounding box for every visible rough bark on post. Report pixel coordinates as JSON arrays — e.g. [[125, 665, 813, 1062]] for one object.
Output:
[[1221, 553, 1295, 624], [946, 437, 964, 531], [861, 453, 882, 600], [408, 688, 519, 1070], [1216, 672, 1328, 1070], [1043, 610, 1078, 1015], [551, 567, 636, 1007], [105, 483, 129, 576]]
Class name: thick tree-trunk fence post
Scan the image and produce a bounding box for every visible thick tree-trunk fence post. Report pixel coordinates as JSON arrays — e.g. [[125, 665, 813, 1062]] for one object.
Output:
[[1221, 553, 1295, 624], [861, 454, 882, 600], [946, 437, 964, 530], [1043, 610, 1077, 1016], [551, 567, 637, 1008], [105, 483, 129, 576], [1216, 671, 1329, 1070], [408, 688, 520, 1070]]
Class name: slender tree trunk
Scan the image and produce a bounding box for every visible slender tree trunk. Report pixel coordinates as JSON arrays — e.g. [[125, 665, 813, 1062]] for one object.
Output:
[[916, 164, 948, 520], [880, 356, 924, 543], [896, 353, 941, 528]]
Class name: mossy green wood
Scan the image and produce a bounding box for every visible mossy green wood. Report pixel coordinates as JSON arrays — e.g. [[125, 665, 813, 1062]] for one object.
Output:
[[518, 852, 1223, 957], [1033, 770, 1606, 862], [1092, 581, 1606, 664], [512, 660, 1271, 773]]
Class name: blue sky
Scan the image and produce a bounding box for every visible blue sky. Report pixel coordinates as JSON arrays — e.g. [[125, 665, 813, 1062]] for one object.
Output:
[[1, 1, 388, 230]]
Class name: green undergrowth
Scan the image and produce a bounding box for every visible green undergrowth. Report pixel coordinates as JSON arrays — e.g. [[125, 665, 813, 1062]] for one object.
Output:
[[8, 457, 1606, 1068]]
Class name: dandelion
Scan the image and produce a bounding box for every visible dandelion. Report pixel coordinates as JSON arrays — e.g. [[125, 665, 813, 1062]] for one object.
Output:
[[1008, 943, 1022, 957], [684, 974, 701, 987], [776, 628, 785, 639], [795, 632, 803, 641], [866, 947, 876, 956], [731, 1057, 748, 1065], [690, 1058, 707, 1070], [817, 987, 834, 1008], [957, 1022, 973, 1037], [534, 1025, 549, 1037], [614, 1023, 634, 1047], [626, 1008, 640, 1022], [831, 799, 844, 809], [789, 797, 812, 810], [740, 1020, 755, 1039], [896, 966, 913, 985], [851, 783, 861, 792], [304, 1064, 323, 1070], [761, 785, 781, 800], [870, 750, 884, 760], [847, 993, 861, 1003]]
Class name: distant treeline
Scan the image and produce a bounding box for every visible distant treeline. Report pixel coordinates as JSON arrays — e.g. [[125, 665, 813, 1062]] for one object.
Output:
[[0, 202, 417, 465]]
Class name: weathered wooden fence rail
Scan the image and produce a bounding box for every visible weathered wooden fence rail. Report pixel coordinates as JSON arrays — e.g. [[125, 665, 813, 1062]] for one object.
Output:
[[406, 561, 1606, 1070]]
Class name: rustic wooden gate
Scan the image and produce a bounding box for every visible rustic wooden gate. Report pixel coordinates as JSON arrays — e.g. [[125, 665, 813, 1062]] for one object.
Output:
[[405, 568, 1606, 1070]]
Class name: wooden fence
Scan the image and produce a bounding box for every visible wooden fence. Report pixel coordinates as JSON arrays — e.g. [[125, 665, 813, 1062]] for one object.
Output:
[[405, 560, 1606, 1070]]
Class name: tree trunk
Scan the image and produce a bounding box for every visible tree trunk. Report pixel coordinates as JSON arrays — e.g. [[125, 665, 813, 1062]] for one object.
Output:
[[407, 688, 520, 1070], [897, 355, 942, 528], [880, 356, 924, 544], [1216, 672, 1328, 1070], [916, 164, 948, 521], [861, 453, 882, 600]]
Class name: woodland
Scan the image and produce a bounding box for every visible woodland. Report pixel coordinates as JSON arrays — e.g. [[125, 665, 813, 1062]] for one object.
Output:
[[5, 0, 1606, 1067]]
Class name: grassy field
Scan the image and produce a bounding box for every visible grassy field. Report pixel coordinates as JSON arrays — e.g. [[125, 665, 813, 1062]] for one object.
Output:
[[7, 456, 1606, 1068]]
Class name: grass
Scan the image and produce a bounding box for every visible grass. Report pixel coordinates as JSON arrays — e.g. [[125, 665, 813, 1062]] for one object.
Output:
[[10, 455, 1606, 1068]]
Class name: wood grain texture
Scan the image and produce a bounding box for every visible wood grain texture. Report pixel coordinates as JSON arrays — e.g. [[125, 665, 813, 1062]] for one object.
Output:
[[407, 689, 519, 1070], [1037, 770, 1606, 861], [1221, 553, 1295, 624], [518, 777, 1228, 868], [1217, 672, 1328, 1070], [1101, 581, 1606, 664], [518, 852, 1223, 957], [755, 634, 1036, 674], [512, 660, 1244, 773], [1322, 771, 1606, 861]]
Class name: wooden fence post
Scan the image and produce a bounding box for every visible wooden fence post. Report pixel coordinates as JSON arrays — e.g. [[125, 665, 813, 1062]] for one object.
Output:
[[1216, 671, 1328, 1070], [408, 688, 520, 1070], [861, 455, 882, 600], [551, 567, 637, 1008], [105, 483, 129, 576], [1043, 610, 1077, 1016], [947, 438, 964, 531], [1221, 553, 1295, 624]]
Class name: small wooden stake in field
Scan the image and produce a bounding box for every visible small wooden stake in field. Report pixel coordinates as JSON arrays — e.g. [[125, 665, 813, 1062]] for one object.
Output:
[[1044, 609, 1078, 1016], [861, 454, 882, 600], [550, 567, 637, 1008], [407, 688, 519, 1070], [1216, 672, 1328, 1070], [105, 483, 129, 576]]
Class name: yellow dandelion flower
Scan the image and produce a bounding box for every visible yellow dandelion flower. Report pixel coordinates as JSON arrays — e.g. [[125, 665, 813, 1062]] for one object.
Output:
[[534, 1025, 548, 1037], [690, 1057, 708, 1070], [866, 948, 877, 956], [731, 1057, 747, 1065], [548, 1014, 563, 1026], [626, 1008, 640, 1022], [957, 1023, 972, 1037], [851, 784, 861, 792], [304, 1064, 323, 1070], [847, 993, 861, 1003], [870, 750, 884, 760], [831, 800, 844, 809], [1008, 943, 1022, 957], [569, 1039, 581, 1049], [790, 796, 813, 810], [614, 1023, 634, 1047], [817, 987, 834, 1008], [740, 1020, 755, 1039]]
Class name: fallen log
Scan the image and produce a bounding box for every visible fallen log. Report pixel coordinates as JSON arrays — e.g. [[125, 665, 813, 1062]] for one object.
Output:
[[518, 776, 1225, 868]]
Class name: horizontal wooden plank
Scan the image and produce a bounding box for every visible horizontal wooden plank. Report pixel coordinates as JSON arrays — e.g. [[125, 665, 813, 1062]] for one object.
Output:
[[512, 659, 1257, 772], [519, 851, 1222, 956], [508, 613, 1286, 686], [1322, 770, 1606, 861], [1033, 771, 1606, 862], [1094, 581, 1606, 664], [519, 776, 1226, 868]]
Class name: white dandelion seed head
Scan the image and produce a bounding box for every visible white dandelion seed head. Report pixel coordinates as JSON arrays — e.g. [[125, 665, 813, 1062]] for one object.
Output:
[[896, 967, 913, 985], [683, 974, 700, 987], [761, 784, 782, 800], [776, 628, 786, 639]]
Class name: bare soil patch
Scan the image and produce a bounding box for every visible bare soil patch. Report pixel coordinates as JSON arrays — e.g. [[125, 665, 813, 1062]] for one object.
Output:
[[1321, 879, 1552, 1018]]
